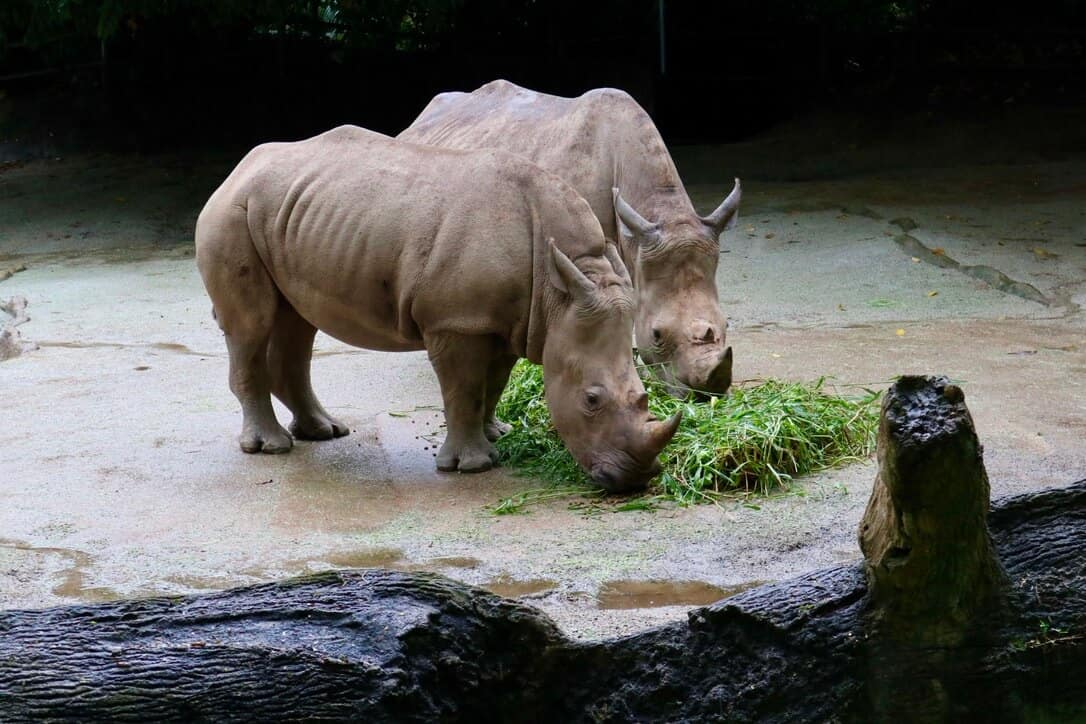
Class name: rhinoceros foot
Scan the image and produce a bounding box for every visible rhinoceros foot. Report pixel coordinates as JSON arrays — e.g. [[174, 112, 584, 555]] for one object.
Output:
[[484, 416, 513, 442], [290, 413, 350, 441], [239, 424, 293, 454], [436, 439, 499, 474]]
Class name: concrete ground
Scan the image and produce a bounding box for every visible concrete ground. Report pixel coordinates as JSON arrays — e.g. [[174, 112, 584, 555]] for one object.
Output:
[[2, 115, 1084, 639]]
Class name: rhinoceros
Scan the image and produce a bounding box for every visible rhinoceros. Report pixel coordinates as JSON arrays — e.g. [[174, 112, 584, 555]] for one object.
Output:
[[399, 80, 741, 396], [195, 125, 681, 491]]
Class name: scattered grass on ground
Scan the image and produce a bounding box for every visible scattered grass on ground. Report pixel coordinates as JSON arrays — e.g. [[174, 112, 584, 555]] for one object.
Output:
[[491, 360, 880, 513]]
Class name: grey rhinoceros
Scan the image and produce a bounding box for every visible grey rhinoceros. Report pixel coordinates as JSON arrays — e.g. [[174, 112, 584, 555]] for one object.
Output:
[[399, 79, 741, 396], [195, 125, 680, 491]]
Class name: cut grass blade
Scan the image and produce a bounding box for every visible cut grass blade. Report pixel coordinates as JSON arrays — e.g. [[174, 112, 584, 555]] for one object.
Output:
[[495, 360, 881, 510], [489, 485, 600, 515]]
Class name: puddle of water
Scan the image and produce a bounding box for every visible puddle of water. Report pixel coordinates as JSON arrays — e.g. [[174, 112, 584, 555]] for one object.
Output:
[[162, 574, 257, 592], [261, 550, 481, 581], [38, 340, 214, 356], [150, 342, 192, 353], [596, 579, 769, 610], [296, 548, 406, 570], [71, 586, 123, 602], [0, 538, 119, 602], [481, 575, 557, 598], [424, 556, 480, 569]]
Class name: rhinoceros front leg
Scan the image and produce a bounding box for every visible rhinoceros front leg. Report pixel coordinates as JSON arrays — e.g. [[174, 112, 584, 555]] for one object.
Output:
[[426, 333, 500, 473], [267, 303, 350, 441], [483, 353, 517, 442]]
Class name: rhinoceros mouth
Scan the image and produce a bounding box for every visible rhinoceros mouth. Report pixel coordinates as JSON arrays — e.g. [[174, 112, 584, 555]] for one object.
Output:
[[664, 345, 733, 398], [590, 458, 662, 493]]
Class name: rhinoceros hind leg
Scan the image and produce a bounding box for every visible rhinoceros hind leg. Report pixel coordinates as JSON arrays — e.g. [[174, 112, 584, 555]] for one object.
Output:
[[197, 222, 292, 454], [483, 353, 517, 442], [223, 321, 293, 455], [484, 419, 513, 442], [267, 302, 350, 441], [427, 333, 500, 474], [290, 415, 350, 441]]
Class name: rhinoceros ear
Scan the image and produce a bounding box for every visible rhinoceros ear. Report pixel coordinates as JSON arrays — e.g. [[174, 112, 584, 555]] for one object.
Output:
[[700, 177, 741, 238], [613, 188, 661, 249], [546, 238, 596, 303]]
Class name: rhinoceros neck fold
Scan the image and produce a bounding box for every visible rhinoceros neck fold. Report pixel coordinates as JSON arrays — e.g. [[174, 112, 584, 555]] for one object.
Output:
[[524, 274, 547, 366], [523, 203, 550, 366], [521, 174, 608, 366]]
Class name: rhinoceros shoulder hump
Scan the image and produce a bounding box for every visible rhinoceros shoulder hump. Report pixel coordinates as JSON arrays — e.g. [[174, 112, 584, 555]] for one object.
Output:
[[579, 87, 642, 114], [315, 124, 390, 145], [477, 78, 524, 95]]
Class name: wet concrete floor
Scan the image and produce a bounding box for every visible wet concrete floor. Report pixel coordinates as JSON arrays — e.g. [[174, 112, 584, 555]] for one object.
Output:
[[1, 125, 1084, 639]]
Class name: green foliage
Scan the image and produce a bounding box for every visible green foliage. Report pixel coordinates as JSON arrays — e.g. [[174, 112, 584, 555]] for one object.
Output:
[[495, 360, 881, 507], [653, 376, 880, 503], [494, 360, 588, 488], [0, 0, 463, 56]]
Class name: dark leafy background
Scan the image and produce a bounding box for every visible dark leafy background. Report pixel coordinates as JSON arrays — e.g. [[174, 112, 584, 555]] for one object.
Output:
[[2, 1, 1084, 150]]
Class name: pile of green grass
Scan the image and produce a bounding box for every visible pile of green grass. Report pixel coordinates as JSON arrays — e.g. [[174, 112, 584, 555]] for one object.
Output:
[[494, 360, 880, 508]]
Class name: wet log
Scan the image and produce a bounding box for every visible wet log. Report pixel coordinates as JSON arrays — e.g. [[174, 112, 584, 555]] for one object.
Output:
[[1, 377, 1084, 722], [0, 571, 563, 721]]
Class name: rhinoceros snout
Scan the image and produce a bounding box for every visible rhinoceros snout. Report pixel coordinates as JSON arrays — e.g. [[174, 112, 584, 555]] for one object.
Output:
[[588, 411, 680, 492], [670, 345, 733, 398], [591, 458, 663, 493], [702, 346, 733, 395]]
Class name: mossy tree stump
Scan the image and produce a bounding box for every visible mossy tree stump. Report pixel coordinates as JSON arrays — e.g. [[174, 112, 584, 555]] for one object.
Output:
[[859, 377, 1011, 721], [861, 375, 1005, 643]]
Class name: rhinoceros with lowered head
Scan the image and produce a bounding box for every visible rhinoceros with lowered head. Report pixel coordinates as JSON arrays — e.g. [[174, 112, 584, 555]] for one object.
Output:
[[195, 125, 680, 492], [399, 80, 741, 397]]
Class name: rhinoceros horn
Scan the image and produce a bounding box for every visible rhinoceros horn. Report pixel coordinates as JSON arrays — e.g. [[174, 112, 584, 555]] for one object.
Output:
[[701, 177, 742, 237], [547, 239, 597, 303], [612, 188, 661, 248], [646, 410, 683, 454]]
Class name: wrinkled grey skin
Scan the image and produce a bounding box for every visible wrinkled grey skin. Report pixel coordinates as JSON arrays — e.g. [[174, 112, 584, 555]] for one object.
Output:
[[195, 125, 680, 491], [399, 79, 741, 397]]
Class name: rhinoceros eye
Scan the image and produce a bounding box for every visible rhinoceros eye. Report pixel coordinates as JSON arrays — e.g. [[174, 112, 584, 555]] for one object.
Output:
[[584, 387, 604, 411]]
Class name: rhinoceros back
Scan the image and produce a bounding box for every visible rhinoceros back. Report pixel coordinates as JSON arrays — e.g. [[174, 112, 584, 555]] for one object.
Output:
[[399, 80, 686, 241], [196, 125, 602, 358]]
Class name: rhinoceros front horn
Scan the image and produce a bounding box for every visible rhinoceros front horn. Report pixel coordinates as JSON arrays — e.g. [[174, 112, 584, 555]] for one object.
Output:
[[646, 410, 683, 455]]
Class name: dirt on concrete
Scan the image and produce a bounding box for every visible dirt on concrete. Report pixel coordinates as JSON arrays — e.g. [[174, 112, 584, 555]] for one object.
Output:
[[1, 111, 1084, 639]]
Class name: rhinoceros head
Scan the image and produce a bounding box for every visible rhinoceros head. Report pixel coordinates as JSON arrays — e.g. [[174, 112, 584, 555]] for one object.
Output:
[[613, 180, 741, 398], [542, 241, 682, 493]]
